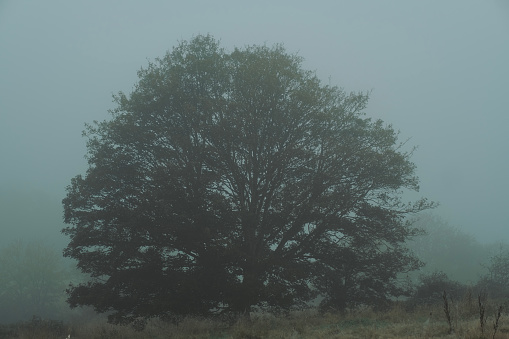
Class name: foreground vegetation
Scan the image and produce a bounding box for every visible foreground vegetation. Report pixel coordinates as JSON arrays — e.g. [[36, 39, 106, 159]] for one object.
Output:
[[3, 294, 509, 339]]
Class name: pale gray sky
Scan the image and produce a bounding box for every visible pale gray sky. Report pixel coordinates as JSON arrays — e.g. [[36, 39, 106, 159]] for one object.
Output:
[[1, 0, 508, 245]]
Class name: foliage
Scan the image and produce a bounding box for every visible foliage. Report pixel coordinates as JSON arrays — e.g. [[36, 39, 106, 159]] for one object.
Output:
[[62, 35, 433, 324], [408, 271, 467, 308], [0, 240, 66, 323]]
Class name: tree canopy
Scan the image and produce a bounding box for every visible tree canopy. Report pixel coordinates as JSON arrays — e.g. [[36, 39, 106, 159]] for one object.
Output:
[[62, 35, 433, 325]]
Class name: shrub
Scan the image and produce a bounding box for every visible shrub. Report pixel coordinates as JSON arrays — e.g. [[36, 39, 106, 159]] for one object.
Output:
[[408, 271, 467, 308]]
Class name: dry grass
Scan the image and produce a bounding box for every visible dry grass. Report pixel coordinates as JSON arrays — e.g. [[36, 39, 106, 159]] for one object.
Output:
[[4, 297, 509, 339]]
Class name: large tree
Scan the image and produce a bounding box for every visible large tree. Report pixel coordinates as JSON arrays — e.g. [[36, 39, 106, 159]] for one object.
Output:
[[63, 35, 432, 324]]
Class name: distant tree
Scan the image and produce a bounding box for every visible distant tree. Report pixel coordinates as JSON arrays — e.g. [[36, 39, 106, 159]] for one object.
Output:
[[0, 240, 66, 323], [477, 246, 509, 299], [406, 213, 489, 283], [407, 271, 467, 308], [62, 35, 433, 324]]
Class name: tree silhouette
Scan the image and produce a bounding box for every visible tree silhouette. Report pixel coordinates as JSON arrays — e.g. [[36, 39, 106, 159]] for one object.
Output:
[[62, 35, 432, 324]]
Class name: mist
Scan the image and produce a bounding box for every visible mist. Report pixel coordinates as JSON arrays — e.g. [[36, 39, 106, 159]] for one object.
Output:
[[1, 0, 508, 328]]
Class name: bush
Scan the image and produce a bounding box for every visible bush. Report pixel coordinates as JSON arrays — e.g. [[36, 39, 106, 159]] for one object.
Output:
[[408, 271, 467, 308]]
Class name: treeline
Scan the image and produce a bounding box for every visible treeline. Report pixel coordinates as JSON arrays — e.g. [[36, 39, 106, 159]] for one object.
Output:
[[0, 240, 96, 324], [404, 213, 509, 308], [406, 213, 496, 284]]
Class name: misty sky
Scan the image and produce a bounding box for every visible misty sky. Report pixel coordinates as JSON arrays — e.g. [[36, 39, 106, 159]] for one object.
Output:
[[1, 1, 508, 246]]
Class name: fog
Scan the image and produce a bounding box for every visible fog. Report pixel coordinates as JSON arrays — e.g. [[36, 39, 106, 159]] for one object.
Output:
[[1, 0, 508, 249]]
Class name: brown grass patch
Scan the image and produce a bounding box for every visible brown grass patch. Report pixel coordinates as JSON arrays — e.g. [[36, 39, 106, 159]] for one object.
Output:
[[5, 296, 509, 339]]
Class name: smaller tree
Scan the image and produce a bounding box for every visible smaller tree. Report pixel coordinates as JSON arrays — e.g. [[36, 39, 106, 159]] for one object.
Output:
[[408, 271, 467, 308], [406, 213, 489, 283], [0, 240, 66, 323], [477, 246, 509, 299]]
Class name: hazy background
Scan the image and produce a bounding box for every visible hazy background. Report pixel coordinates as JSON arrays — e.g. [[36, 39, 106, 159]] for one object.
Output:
[[1, 0, 508, 249]]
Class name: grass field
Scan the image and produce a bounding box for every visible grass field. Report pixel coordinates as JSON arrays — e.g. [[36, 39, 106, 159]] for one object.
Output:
[[3, 298, 509, 339]]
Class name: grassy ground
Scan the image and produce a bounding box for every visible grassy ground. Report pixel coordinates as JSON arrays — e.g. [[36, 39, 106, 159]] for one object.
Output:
[[3, 300, 509, 339]]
